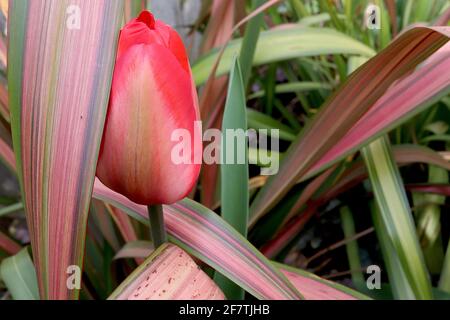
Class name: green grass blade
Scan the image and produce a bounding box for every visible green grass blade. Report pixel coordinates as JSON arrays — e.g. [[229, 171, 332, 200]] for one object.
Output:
[[247, 108, 297, 141], [440, 240, 450, 293], [289, 0, 309, 18], [340, 206, 365, 289], [0, 247, 39, 300], [410, 0, 434, 23], [435, 166, 450, 291], [192, 26, 375, 85], [362, 136, 432, 299], [220, 57, 248, 237], [275, 262, 371, 300], [248, 81, 332, 100], [214, 56, 248, 299], [124, 0, 146, 21], [0, 202, 23, 218], [376, 0, 392, 49], [371, 201, 416, 299], [414, 165, 448, 274], [239, 0, 266, 87]]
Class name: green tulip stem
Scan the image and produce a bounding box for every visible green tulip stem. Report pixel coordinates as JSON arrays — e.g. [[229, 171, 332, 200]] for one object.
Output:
[[147, 204, 168, 248]]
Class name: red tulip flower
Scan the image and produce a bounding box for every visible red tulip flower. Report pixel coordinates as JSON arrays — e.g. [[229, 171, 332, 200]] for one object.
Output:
[[97, 11, 202, 206]]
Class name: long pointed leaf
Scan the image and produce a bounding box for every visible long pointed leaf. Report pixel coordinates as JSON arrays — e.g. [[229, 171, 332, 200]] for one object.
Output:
[[371, 202, 416, 299], [306, 49, 450, 179], [362, 136, 432, 299], [0, 230, 21, 255], [192, 26, 375, 85], [0, 247, 39, 300], [250, 27, 450, 224], [8, 0, 124, 299], [109, 243, 224, 300], [261, 145, 450, 257], [93, 179, 303, 300], [275, 262, 370, 300], [215, 56, 248, 299]]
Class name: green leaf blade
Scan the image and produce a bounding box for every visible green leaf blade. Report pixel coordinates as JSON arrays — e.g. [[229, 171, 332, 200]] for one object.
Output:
[[215, 56, 249, 299], [0, 247, 39, 300], [362, 136, 433, 299], [192, 26, 376, 86]]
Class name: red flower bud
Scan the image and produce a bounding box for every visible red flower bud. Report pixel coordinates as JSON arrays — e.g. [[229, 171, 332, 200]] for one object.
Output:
[[96, 11, 202, 205]]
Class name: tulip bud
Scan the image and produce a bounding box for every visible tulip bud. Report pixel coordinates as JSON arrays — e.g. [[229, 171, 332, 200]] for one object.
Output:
[[96, 11, 202, 205]]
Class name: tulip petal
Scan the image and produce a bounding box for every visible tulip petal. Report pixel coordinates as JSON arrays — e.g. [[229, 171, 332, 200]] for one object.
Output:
[[97, 43, 201, 205], [155, 20, 171, 46], [137, 10, 156, 29], [168, 28, 191, 73], [117, 12, 165, 60]]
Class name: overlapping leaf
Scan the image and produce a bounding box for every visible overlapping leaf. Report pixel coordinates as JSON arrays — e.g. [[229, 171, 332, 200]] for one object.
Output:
[[8, 0, 123, 299], [109, 243, 224, 300], [362, 136, 432, 299], [193, 26, 375, 85], [0, 247, 39, 300], [250, 26, 450, 224], [93, 179, 302, 300], [276, 263, 369, 300], [215, 56, 248, 299], [0, 230, 21, 254], [261, 145, 450, 258]]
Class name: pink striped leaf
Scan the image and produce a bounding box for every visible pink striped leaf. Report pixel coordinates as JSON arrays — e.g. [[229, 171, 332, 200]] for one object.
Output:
[[0, 157, 367, 300], [91, 200, 121, 252], [109, 243, 225, 300], [105, 240, 368, 300], [322, 145, 450, 202], [114, 241, 153, 260], [276, 263, 369, 300], [8, 0, 124, 299], [106, 204, 143, 264], [406, 184, 450, 197], [263, 145, 450, 258], [306, 50, 450, 179], [0, 136, 16, 171], [249, 26, 450, 223], [261, 206, 318, 259], [93, 179, 303, 300], [0, 83, 9, 122], [107, 204, 139, 245], [0, 230, 21, 255]]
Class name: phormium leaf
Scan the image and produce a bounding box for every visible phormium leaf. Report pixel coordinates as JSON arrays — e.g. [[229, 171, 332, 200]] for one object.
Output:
[[8, 0, 124, 299]]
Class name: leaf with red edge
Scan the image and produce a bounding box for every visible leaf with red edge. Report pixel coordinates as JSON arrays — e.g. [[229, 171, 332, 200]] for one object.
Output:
[[276, 263, 369, 300], [0, 136, 16, 171], [0, 83, 9, 122], [93, 179, 303, 300], [262, 145, 450, 258], [109, 243, 225, 300], [8, 0, 123, 299], [0, 231, 21, 255], [250, 27, 450, 223], [406, 184, 450, 197]]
